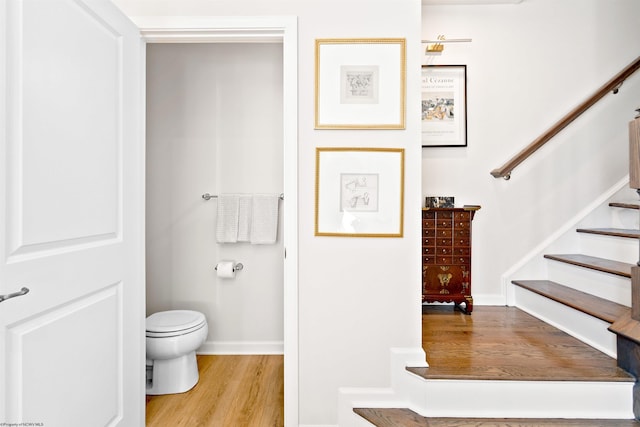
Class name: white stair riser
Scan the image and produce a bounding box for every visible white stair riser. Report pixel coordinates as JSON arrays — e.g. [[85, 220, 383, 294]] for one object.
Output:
[[545, 261, 631, 306], [577, 233, 638, 265], [414, 379, 633, 419], [340, 347, 633, 423], [512, 285, 618, 357]]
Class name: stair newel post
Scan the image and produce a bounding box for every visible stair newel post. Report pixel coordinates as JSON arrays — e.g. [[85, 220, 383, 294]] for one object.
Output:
[[631, 108, 640, 321], [630, 108, 640, 190]]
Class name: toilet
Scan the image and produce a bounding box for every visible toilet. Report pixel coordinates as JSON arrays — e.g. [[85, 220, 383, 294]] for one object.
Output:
[[145, 310, 208, 395]]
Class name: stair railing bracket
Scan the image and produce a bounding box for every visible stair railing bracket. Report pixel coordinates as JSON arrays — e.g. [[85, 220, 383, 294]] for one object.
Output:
[[613, 82, 623, 94]]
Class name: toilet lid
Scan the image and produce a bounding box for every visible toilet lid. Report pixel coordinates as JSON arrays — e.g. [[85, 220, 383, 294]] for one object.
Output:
[[146, 310, 206, 334]]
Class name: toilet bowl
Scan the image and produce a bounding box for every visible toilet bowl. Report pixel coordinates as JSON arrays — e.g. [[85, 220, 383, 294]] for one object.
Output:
[[145, 310, 208, 395]]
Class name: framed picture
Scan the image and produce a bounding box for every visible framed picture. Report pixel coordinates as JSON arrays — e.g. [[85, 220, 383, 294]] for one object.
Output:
[[421, 65, 467, 147], [315, 147, 404, 237], [315, 38, 406, 129], [425, 196, 455, 208]]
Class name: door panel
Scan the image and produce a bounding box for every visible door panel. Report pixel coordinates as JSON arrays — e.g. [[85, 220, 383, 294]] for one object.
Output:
[[7, 284, 121, 425], [1, 0, 143, 425], [9, 0, 121, 254]]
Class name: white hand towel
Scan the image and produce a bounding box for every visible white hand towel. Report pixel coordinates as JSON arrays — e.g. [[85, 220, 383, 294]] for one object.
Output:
[[237, 195, 253, 242], [250, 194, 279, 244], [216, 194, 240, 243]]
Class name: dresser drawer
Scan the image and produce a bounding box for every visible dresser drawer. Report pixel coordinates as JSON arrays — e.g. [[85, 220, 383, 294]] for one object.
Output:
[[423, 228, 436, 238], [436, 256, 453, 264], [437, 229, 453, 238], [454, 211, 471, 222], [437, 237, 452, 246], [422, 246, 436, 255], [453, 247, 470, 256], [423, 211, 436, 220], [455, 219, 470, 229], [422, 237, 435, 246], [423, 255, 436, 265], [453, 256, 470, 265], [435, 211, 453, 219], [454, 229, 470, 238], [437, 247, 452, 256], [422, 219, 435, 228], [455, 236, 470, 246], [437, 219, 452, 228]]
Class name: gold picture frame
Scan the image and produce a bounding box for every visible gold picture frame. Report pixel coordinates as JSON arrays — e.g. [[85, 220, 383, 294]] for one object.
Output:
[[315, 38, 406, 129], [315, 147, 404, 237]]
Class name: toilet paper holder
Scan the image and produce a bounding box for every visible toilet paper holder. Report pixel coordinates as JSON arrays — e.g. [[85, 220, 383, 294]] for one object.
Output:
[[215, 262, 243, 272]]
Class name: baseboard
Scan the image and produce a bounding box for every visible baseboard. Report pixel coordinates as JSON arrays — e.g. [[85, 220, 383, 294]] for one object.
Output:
[[471, 293, 506, 306], [422, 293, 506, 308], [337, 347, 426, 427], [197, 340, 284, 355]]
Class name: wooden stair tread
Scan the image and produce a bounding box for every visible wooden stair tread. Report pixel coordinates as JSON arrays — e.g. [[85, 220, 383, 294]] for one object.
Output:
[[416, 306, 633, 382], [354, 408, 426, 427], [354, 408, 640, 426], [577, 227, 640, 239], [609, 202, 640, 210], [406, 364, 633, 382], [543, 253, 633, 277], [512, 279, 630, 323]]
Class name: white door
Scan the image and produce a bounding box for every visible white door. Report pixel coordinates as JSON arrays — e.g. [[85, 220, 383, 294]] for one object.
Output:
[[0, 0, 144, 425]]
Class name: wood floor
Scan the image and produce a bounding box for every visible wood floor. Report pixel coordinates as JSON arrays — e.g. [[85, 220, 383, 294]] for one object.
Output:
[[356, 305, 639, 426], [145, 354, 283, 427], [147, 306, 634, 426], [411, 305, 633, 382], [355, 407, 640, 427]]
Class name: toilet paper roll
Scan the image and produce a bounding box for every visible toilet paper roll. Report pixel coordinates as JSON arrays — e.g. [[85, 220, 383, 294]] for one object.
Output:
[[216, 261, 236, 279]]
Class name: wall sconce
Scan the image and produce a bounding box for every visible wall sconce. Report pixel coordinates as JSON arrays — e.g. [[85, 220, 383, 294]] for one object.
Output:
[[423, 35, 472, 54]]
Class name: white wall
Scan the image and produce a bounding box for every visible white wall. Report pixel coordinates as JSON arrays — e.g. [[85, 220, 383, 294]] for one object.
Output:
[[146, 43, 285, 353], [118, 0, 640, 424], [114, 0, 423, 425], [422, 0, 640, 304]]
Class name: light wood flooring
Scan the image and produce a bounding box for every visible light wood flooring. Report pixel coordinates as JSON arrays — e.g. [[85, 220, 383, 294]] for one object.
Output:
[[145, 354, 283, 427]]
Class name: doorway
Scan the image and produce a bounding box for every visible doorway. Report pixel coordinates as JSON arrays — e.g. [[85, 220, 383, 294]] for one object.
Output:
[[138, 16, 299, 425], [145, 42, 284, 353]]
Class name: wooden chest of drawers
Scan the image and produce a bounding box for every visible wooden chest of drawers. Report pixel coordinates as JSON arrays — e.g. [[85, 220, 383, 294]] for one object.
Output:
[[422, 206, 479, 313]]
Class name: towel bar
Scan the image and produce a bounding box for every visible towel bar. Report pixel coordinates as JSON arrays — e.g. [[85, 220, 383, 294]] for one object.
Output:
[[202, 193, 284, 201]]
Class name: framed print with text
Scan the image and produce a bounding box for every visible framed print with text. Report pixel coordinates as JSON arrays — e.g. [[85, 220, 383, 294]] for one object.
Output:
[[421, 65, 467, 147]]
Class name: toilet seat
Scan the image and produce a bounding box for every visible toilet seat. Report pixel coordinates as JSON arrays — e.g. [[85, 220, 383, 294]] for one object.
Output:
[[146, 310, 207, 338]]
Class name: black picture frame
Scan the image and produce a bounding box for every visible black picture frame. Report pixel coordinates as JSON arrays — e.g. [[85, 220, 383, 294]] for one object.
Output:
[[421, 64, 467, 147]]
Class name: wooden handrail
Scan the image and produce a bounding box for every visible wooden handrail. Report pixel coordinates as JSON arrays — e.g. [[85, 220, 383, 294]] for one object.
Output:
[[491, 55, 640, 179]]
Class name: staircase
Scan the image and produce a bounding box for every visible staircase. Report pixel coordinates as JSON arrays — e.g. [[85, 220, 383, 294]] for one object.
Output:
[[347, 195, 640, 426], [509, 197, 640, 421], [511, 198, 640, 349]]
